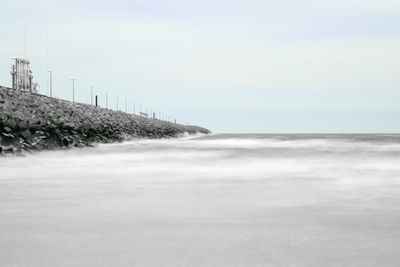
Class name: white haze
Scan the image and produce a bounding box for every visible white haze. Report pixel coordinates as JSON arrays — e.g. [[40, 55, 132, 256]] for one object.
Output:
[[1, 134, 400, 266]]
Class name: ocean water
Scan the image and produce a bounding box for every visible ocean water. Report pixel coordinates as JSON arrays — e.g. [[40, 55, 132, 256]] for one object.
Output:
[[1, 134, 400, 266]]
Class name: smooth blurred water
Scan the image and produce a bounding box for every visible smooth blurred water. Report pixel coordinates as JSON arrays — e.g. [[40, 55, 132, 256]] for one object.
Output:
[[1, 134, 400, 266]]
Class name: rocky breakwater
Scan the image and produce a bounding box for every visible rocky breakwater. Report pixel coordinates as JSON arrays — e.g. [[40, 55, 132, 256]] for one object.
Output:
[[0, 86, 210, 155]]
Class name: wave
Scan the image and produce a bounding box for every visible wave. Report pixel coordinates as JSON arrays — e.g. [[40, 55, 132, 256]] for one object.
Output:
[[1, 134, 399, 186]]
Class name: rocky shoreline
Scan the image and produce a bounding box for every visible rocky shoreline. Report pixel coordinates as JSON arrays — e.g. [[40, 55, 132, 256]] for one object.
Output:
[[0, 86, 210, 155]]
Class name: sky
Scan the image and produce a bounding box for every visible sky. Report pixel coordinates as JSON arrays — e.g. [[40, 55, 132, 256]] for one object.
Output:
[[0, 0, 399, 133]]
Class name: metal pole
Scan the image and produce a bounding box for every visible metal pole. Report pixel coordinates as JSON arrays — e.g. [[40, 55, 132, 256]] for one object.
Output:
[[29, 75, 32, 93], [105, 90, 108, 109], [70, 78, 75, 102], [16, 59, 19, 90], [47, 70, 52, 97], [125, 98, 127, 113], [11, 67, 15, 89], [46, 32, 49, 96], [24, 29, 27, 59], [11, 62, 15, 89], [89, 84, 93, 105], [50, 71, 52, 97]]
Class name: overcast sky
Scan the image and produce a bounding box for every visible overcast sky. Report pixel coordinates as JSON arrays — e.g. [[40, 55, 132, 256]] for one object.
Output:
[[0, 0, 399, 133]]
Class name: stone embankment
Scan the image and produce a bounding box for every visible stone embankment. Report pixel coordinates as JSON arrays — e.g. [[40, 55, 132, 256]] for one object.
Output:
[[0, 86, 210, 155]]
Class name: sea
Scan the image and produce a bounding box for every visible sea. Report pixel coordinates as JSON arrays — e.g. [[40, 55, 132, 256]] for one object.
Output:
[[1, 134, 400, 266]]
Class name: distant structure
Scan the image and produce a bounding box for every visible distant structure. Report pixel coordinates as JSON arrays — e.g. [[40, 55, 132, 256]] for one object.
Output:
[[10, 58, 38, 93]]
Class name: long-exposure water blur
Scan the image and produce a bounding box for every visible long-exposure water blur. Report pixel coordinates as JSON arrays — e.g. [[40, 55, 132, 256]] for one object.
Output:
[[1, 134, 400, 266]]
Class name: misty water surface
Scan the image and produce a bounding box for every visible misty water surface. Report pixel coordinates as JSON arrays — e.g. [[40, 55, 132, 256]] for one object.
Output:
[[1, 134, 400, 266]]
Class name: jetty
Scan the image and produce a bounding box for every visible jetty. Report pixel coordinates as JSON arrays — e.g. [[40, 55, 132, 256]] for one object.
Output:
[[0, 57, 209, 155]]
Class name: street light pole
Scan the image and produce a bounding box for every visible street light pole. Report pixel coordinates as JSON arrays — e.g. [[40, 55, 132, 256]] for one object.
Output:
[[89, 84, 93, 105], [69, 77, 75, 102], [115, 95, 118, 111], [104, 89, 108, 109], [47, 70, 52, 97]]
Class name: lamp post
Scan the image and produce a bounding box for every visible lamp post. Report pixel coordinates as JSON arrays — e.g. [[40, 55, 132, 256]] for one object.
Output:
[[115, 95, 118, 111], [104, 89, 108, 109], [89, 84, 93, 105], [69, 77, 75, 102], [47, 70, 52, 97]]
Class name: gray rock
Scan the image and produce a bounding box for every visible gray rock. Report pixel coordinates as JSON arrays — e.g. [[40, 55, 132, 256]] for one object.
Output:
[[0, 86, 210, 155]]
